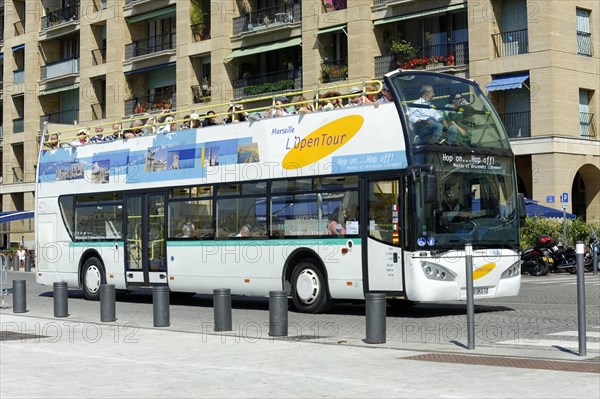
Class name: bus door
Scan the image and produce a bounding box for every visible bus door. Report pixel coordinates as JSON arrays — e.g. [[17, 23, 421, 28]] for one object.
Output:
[[365, 177, 404, 293], [124, 192, 168, 285]]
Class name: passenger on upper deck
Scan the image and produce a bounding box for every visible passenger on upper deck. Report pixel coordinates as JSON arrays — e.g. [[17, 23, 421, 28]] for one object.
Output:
[[71, 129, 88, 147], [378, 84, 393, 104], [319, 91, 343, 111], [89, 126, 106, 143], [190, 113, 202, 129], [124, 120, 144, 139], [293, 96, 314, 113], [226, 104, 248, 123], [106, 122, 122, 141], [444, 92, 472, 146], [43, 133, 60, 150], [408, 84, 457, 145], [203, 110, 222, 127]]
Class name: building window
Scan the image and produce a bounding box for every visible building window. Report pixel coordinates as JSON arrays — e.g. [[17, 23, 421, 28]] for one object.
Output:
[[579, 89, 595, 138], [576, 8, 592, 56]]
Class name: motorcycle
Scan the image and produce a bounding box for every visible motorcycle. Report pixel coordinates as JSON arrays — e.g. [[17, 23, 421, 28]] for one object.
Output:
[[584, 227, 599, 272], [536, 235, 578, 274], [521, 245, 550, 276]]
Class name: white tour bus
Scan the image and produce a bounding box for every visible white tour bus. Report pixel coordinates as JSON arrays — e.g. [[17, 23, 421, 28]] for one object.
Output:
[[35, 71, 522, 313]]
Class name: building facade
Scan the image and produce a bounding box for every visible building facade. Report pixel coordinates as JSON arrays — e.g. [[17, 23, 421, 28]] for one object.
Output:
[[1, 0, 599, 246]]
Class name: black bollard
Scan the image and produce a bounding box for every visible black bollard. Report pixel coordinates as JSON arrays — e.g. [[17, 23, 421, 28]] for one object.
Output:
[[213, 288, 232, 332], [269, 291, 288, 337], [576, 242, 586, 356], [365, 292, 386, 344], [53, 282, 69, 317], [24, 256, 31, 272], [12, 256, 19, 271], [13, 280, 27, 313], [100, 284, 116, 322], [152, 286, 170, 327]]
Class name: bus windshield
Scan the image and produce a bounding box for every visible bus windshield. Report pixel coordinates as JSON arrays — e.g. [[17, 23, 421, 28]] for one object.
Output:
[[390, 72, 511, 151], [415, 153, 520, 250]]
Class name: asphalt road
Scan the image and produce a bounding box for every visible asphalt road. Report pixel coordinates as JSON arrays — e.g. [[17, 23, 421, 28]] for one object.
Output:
[[2, 270, 599, 353]]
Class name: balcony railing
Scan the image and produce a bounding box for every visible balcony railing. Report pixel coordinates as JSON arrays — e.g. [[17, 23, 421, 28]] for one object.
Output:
[[125, 33, 176, 59], [41, 4, 79, 29], [13, 69, 24, 84], [320, 61, 347, 83], [191, 23, 211, 42], [192, 85, 211, 104], [232, 68, 302, 99], [124, 94, 176, 116], [41, 58, 79, 80], [233, 3, 301, 36], [492, 29, 529, 57], [577, 31, 593, 56], [500, 111, 531, 138], [580, 112, 596, 138], [374, 41, 468, 77], [13, 118, 24, 134], [40, 109, 79, 126], [0, 125, 3, 142]]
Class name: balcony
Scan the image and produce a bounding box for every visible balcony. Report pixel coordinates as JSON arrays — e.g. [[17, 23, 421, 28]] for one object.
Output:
[[233, 2, 301, 36], [232, 69, 302, 99], [41, 4, 79, 30], [580, 112, 596, 138], [191, 85, 211, 104], [323, 0, 347, 12], [191, 23, 211, 42], [40, 109, 79, 127], [13, 118, 24, 134], [492, 29, 528, 57], [13, 69, 24, 84], [41, 58, 79, 80], [577, 31, 593, 56], [125, 33, 176, 60], [500, 111, 531, 138], [124, 94, 176, 116], [374, 41, 468, 77], [320, 61, 347, 84]]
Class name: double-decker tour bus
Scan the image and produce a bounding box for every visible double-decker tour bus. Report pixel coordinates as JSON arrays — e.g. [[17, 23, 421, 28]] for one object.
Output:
[[35, 71, 522, 313]]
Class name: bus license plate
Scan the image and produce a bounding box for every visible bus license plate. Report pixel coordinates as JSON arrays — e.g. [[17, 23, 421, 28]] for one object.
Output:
[[474, 287, 488, 295]]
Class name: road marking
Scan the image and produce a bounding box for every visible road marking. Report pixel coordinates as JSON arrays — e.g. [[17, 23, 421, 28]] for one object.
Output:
[[549, 331, 600, 338], [496, 339, 600, 352]]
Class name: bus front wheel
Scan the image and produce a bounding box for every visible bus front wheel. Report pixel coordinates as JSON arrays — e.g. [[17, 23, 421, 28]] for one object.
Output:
[[82, 257, 106, 301], [291, 261, 333, 314]]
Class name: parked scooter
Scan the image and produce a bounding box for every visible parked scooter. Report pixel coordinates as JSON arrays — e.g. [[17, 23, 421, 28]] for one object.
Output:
[[521, 245, 550, 276], [584, 227, 599, 272], [535, 235, 578, 274]]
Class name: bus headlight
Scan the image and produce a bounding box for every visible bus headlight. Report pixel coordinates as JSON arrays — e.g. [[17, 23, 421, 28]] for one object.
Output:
[[501, 261, 520, 279], [421, 262, 456, 281]]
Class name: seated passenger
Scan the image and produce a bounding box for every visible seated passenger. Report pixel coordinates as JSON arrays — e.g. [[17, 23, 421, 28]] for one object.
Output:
[[444, 92, 472, 145], [236, 225, 251, 237], [408, 84, 457, 145], [202, 110, 222, 127], [328, 207, 347, 235], [43, 133, 60, 150], [226, 105, 248, 123], [71, 129, 88, 147]]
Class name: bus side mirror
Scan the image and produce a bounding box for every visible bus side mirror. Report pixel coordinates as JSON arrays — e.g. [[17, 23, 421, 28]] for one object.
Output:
[[424, 174, 437, 203], [517, 193, 526, 227]]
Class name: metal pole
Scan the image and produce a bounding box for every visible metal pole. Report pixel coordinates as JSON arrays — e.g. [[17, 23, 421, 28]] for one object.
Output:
[[13, 280, 27, 313], [269, 291, 288, 337], [465, 243, 475, 350], [365, 292, 386, 344], [562, 206, 567, 244], [100, 284, 116, 322], [593, 240, 598, 276], [12, 255, 19, 271], [576, 241, 586, 356], [24, 256, 31, 272], [152, 286, 170, 327], [213, 288, 232, 332], [53, 281, 69, 317]]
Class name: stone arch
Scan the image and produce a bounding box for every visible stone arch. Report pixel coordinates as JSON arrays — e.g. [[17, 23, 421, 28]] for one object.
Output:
[[571, 163, 600, 222]]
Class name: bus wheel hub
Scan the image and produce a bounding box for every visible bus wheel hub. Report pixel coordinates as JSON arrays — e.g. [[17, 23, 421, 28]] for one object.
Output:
[[296, 269, 319, 304]]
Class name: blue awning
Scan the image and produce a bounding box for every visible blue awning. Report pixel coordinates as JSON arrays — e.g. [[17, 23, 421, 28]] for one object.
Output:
[[12, 44, 25, 52], [124, 61, 176, 76], [486, 73, 529, 92], [524, 199, 575, 220], [0, 211, 34, 223]]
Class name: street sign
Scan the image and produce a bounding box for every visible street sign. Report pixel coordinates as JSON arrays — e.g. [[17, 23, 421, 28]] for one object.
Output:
[[561, 192, 569, 203], [546, 195, 555, 203]]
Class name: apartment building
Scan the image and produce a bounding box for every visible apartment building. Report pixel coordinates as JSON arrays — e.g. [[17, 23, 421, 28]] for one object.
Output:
[[1, 0, 598, 246]]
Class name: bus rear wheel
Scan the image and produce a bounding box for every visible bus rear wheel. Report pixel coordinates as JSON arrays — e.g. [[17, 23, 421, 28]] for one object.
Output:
[[82, 257, 105, 301], [291, 261, 333, 314]]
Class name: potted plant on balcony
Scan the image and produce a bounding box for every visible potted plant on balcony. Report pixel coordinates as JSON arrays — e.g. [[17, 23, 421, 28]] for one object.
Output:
[[390, 38, 417, 68], [201, 77, 210, 94], [190, 0, 205, 42]]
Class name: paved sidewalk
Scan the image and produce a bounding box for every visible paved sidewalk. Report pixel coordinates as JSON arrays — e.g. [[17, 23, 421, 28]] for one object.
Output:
[[1, 313, 599, 399]]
